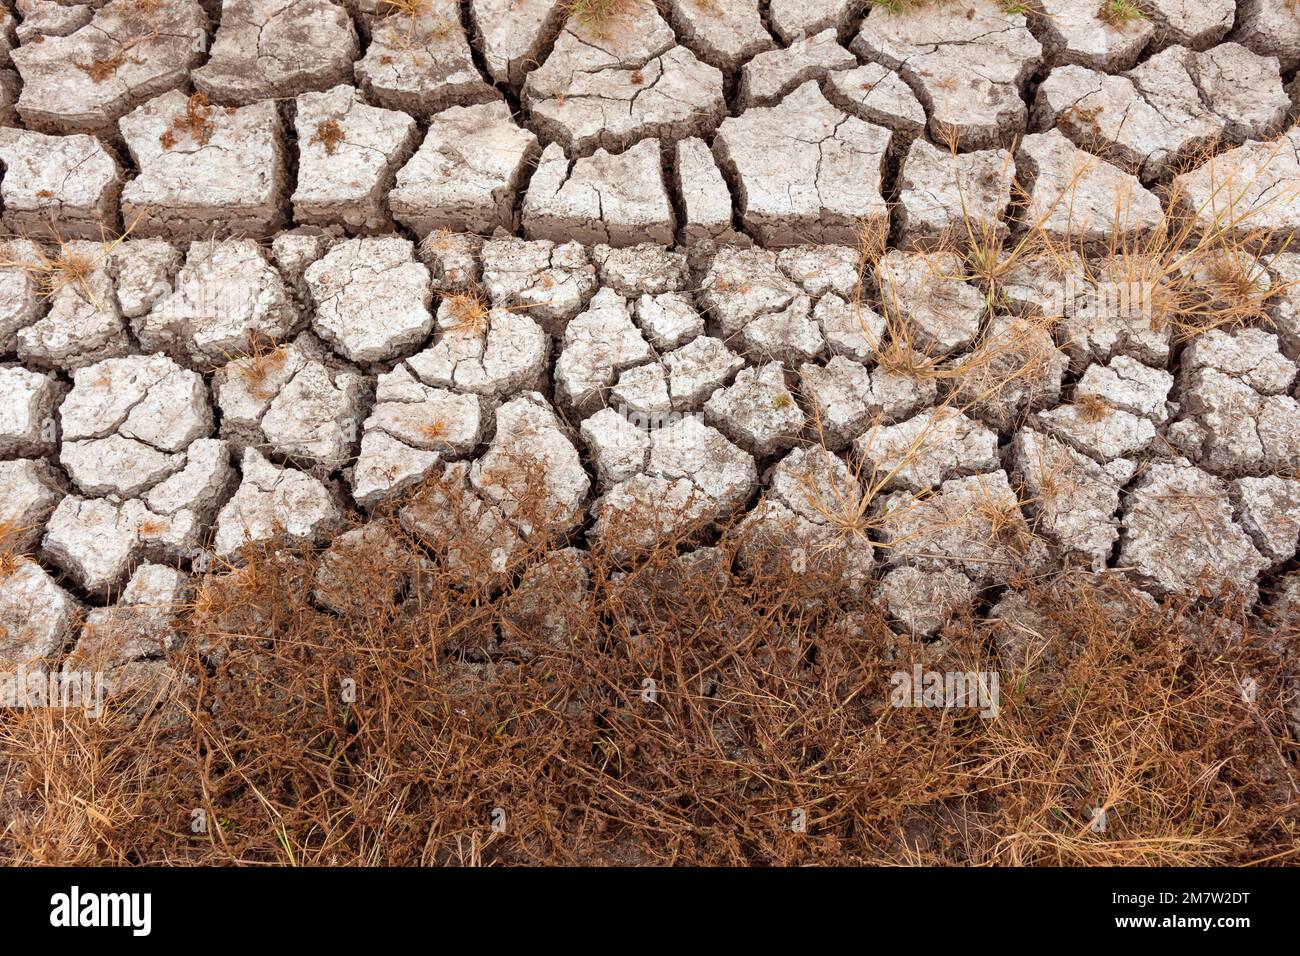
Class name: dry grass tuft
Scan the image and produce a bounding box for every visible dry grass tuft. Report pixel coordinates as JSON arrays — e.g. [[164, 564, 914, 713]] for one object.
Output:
[[0, 522, 27, 579], [1097, 0, 1148, 28], [160, 92, 215, 150], [377, 0, 457, 50], [1074, 393, 1112, 423], [440, 290, 491, 334], [377, 0, 432, 17], [76, 49, 132, 83], [24, 243, 97, 301], [311, 119, 346, 155], [0, 216, 141, 305], [229, 338, 289, 400], [417, 418, 449, 444], [565, 0, 638, 35]]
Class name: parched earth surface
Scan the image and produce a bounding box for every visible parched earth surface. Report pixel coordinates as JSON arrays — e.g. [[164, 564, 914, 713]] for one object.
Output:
[[3, 0, 1300, 692]]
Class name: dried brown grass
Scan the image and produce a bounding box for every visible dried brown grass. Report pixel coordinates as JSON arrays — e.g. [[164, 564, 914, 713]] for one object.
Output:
[[0, 471, 1294, 866], [565, 0, 638, 36]]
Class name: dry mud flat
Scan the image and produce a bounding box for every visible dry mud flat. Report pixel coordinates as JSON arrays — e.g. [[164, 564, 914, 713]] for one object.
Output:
[[0, 0, 1298, 731]]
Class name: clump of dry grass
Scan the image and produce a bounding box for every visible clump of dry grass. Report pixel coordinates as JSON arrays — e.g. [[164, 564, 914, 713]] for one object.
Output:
[[377, 0, 457, 48], [378, 0, 431, 14], [1073, 393, 1112, 423], [76, 49, 133, 83], [1097, 0, 1148, 28], [18, 242, 98, 301], [870, 0, 1029, 15], [0, 469, 1294, 867], [0, 216, 141, 305], [311, 119, 346, 155], [0, 521, 26, 579], [160, 92, 215, 150], [228, 338, 289, 399], [440, 289, 491, 333], [417, 418, 449, 445], [565, 0, 637, 35]]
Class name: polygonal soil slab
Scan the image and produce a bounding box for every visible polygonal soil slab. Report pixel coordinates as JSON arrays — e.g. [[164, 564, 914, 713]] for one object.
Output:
[[41, 494, 192, 597], [0, 128, 121, 239], [15, 248, 132, 372], [663, 0, 772, 71], [1035, 0, 1155, 72], [293, 84, 418, 233], [104, 238, 184, 321], [355, 0, 497, 116], [896, 139, 1013, 250], [824, 62, 926, 141], [136, 238, 299, 367], [0, 560, 80, 672], [590, 415, 757, 559], [119, 91, 286, 239], [554, 287, 655, 417], [1011, 427, 1133, 572], [351, 369, 483, 508], [1073, 356, 1173, 424], [213, 447, 344, 560], [876, 250, 983, 356], [391, 101, 538, 238], [306, 236, 433, 364], [1035, 43, 1289, 182], [0, 243, 53, 356], [57, 353, 213, 499], [673, 136, 746, 247], [1231, 475, 1300, 565], [524, 140, 675, 248], [799, 355, 936, 450], [769, 0, 861, 43], [1034, 399, 1156, 464], [592, 243, 690, 297], [403, 295, 550, 399], [233, 347, 369, 476], [470, 393, 590, 536], [1172, 127, 1300, 248], [948, 314, 1068, 432], [1118, 458, 1269, 603], [1145, 0, 1235, 51], [877, 565, 974, 638], [193, 0, 359, 104], [0, 366, 64, 458], [1234, 0, 1300, 71], [737, 29, 855, 110], [876, 470, 1050, 587], [713, 82, 890, 247], [469, 0, 567, 86], [479, 238, 597, 336], [854, 406, 1000, 494], [733, 446, 874, 586], [699, 244, 800, 334], [1015, 129, 1165, 248], [703, 363, 804, 457], [1174, 328, 1300, 475], [0, 458, 66, 553], [523, 0, 725, 155]]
